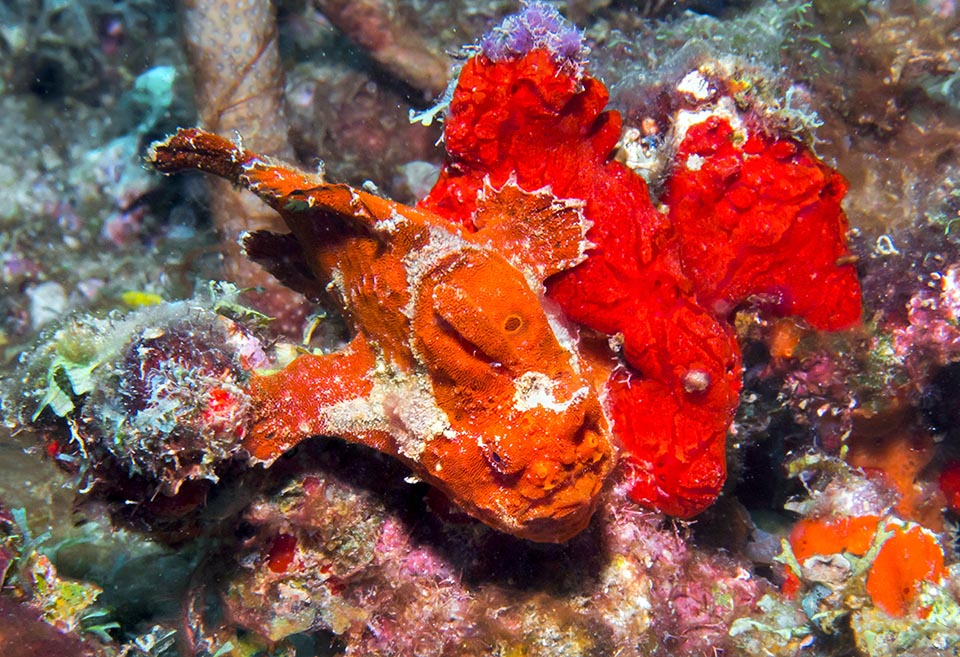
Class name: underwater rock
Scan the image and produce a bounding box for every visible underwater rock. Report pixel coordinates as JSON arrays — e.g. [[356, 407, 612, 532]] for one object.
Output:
[[0, 598, 105, 657], [204, 443, 766, 657]]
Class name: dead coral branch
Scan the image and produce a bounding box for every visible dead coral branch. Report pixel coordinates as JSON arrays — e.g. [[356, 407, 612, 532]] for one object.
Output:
[[181, 0, 307, 332]]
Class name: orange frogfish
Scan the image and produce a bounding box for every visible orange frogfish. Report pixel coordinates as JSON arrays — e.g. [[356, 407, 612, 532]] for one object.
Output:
[[149, 129, 613, 543]]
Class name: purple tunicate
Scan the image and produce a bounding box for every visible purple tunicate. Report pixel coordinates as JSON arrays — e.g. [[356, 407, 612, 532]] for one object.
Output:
[[480, 31, 505, 60], [480, 0, 585, 67], [521, 1, 563, 36], [554, 26, 584, 61], [505, 23, 535, 55]]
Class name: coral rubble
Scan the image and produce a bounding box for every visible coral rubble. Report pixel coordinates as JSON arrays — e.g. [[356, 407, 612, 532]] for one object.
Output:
[[4, 284, 266, 508]]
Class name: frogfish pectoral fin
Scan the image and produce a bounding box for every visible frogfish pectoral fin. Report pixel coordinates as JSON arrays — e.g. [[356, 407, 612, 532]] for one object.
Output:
[[240, 230, 326, 302], [245, 334, 378, 463]]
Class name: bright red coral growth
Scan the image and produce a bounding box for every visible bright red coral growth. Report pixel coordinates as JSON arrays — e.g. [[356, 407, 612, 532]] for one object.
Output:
[[783, 515, 945, 617], [266, 533, 298, 573], [423, 50, 861, 518], [940, 460, 960, 513], [666, 116, 862, 329], [868, 524, 945, 617], [785, 515, 881, 589]]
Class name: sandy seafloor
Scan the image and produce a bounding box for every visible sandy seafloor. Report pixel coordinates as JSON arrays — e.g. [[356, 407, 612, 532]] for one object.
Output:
[[1, 1, 960, 656]]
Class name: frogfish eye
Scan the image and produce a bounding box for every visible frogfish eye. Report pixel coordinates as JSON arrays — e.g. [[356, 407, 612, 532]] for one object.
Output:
[[503, 313, 523, 333]]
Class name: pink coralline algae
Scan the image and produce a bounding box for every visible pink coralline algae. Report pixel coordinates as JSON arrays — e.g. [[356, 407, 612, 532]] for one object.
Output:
[[216, 445, 768, 657], [891, 263, 960, 375], [421, 16, 862, 519]]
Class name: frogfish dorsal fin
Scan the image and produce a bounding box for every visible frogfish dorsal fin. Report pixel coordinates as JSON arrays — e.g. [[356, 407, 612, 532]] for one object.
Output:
[[471, 176, 591, 289]]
